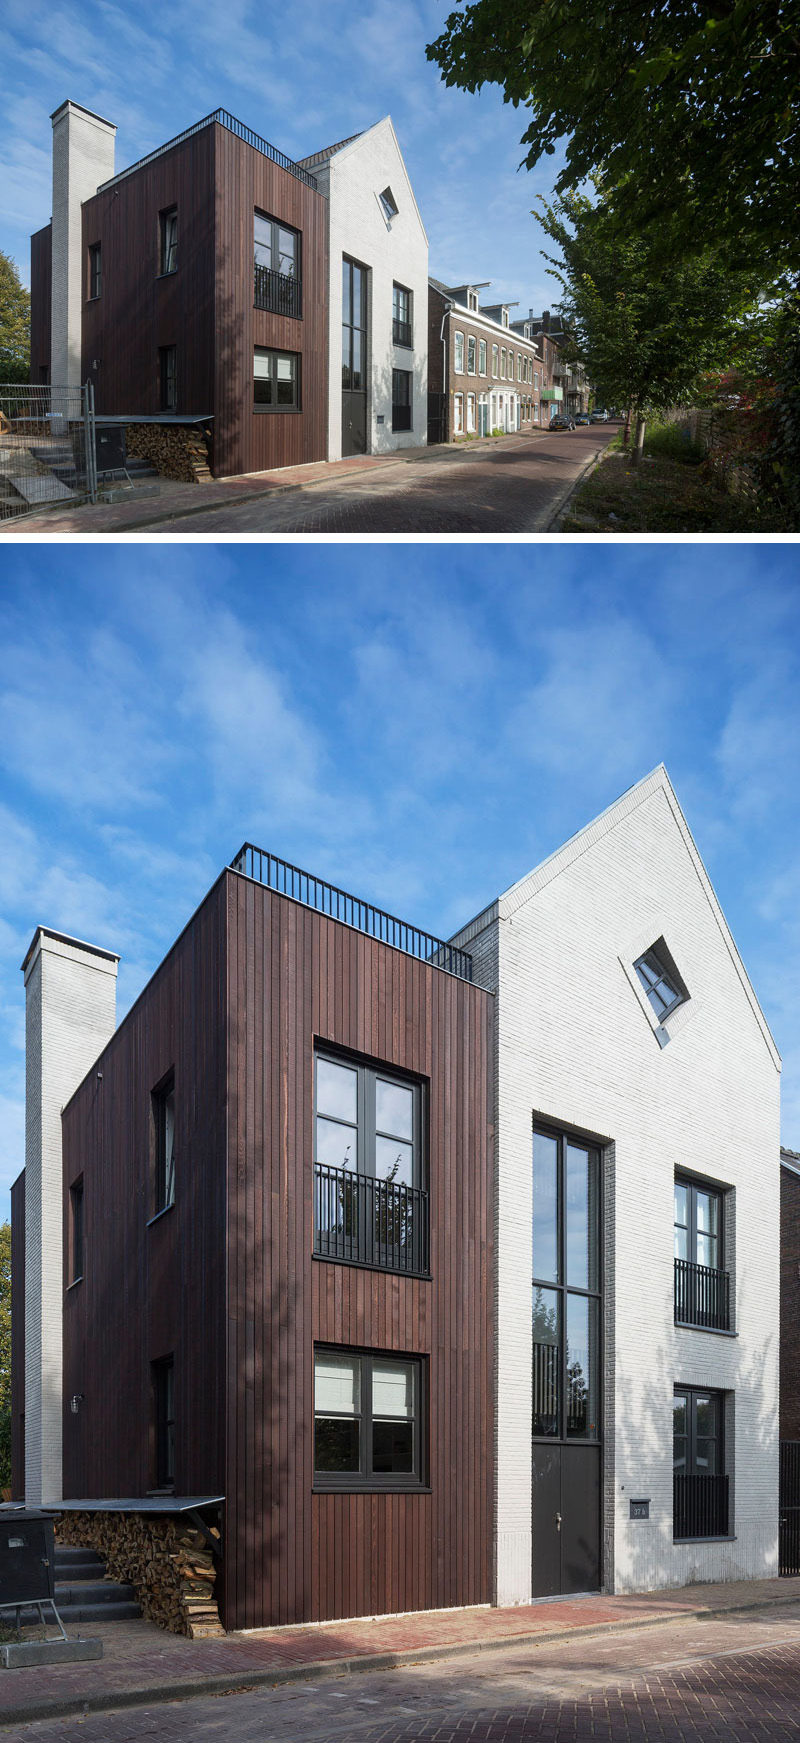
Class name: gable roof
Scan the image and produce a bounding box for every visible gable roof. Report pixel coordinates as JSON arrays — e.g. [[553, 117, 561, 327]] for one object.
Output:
[[452, 764, 781, 1070], [296, 132, 363, 170]]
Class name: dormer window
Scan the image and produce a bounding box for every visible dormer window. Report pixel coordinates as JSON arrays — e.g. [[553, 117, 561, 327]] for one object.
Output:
[[379, 186, 398, 222], [468, 290, 477, 311], [634, 943, 687, 1021], [502, 310, 508, 328]]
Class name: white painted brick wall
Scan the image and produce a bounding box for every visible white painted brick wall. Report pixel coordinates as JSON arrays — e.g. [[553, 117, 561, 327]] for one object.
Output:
[[50, 102, 116, 388], [317, 119, 428, 461], [453, 768, 780, 1599], [23, 929, 118, 1503]]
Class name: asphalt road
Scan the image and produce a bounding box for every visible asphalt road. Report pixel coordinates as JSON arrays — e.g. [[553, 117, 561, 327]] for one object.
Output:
[[8, 1600, 800, 1741], [143, 426, 616, 534]]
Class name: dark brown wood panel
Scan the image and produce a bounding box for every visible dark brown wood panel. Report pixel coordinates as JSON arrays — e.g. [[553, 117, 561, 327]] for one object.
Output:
[[60, 878, 228, 1503], [213, 126, 328, 477], [10, 1171, 25, 1499], [29, 225, 52, 383], [225, 873, 494, 1630]]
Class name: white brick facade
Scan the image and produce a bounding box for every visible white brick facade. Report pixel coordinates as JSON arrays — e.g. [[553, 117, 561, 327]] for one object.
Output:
[[308, 119, 428, 461], [23, 928, 118, 1503], [50, 101, 116, 388], [452, 766, 781, 1600]]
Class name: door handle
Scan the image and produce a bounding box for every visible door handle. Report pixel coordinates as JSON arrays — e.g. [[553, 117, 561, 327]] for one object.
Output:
[[555, 1512, 562, 1531]]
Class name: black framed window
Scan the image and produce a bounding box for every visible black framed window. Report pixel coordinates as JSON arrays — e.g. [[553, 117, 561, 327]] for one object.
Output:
[[532, 1126, 601, 1441], [159, 345, 177, 412], [153, 1356, 175, 1489], [314, 1348, 424, 1489], [392, 368, 412, 432], [674, 1178, 721, 1269], [159, 207, 177, 275], [635, 944, 686, 1020], [254, 212, 301, 317], [153, 1072, 175, 1214], [379, 186, 398, 222], [69, 1178, 84, 1284], [342, 257, 367, 390], [673, 1386, 728, 1537], [88, 243, 101, 300], [254, 347, 300, 412], [315, 1052, 421, 1185], [392, 283, 412, 348]]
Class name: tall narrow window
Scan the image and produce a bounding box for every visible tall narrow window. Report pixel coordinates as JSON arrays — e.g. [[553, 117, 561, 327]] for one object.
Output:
[[159, 346, 177, 412], [532, 1127, 601, 1440], [392, 283, 412, 348], [392, 368, 412, 432], [492, 344, 499, 378], [467, 335, 477, 375], [153, 1356, 175, 1489], [88, 243, 101, 300], [69, 1178, 84, 1283], [479, 338, 487, 376], [153, 1073, 176, 1213], [453, 331, 465, 374], [254, 212, 301, 316], [673, 1387, 728, 1538], [159, 207, 178, 275], [342, 257, 368, 390]]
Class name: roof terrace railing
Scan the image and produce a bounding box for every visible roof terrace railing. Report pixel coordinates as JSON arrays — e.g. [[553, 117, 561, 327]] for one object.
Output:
[[230, 844, 473, 981], [97, 110, 318, 194]]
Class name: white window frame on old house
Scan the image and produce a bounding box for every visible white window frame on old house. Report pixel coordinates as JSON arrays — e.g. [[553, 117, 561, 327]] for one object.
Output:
[[479, 338, 487, 376], [453, 392, 464, 435], [492, 344, 499, 379], [467, 392, 476, 433], [467, 335, 477, 375], [454, 331, 465, 374]]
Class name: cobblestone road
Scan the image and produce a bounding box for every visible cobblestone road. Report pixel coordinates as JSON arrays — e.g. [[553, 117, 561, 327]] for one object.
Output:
[[145, 428, 615, 535], [8, 1603, 800, 1742]]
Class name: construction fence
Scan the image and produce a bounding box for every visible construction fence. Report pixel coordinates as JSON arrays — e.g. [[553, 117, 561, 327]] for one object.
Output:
[[0, 383, 96, 521]]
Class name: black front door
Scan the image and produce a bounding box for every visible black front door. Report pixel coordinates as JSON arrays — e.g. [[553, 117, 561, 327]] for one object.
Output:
[[342, 256, 368, 456], [532, 1444, 601, 1596]]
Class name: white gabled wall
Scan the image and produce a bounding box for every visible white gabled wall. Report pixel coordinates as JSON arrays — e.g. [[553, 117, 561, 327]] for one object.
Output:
[[50, 101, 116, 388], [23, 928, 118, 1504], [454, 767, 781, 1600], [319, 119, 428, 460]]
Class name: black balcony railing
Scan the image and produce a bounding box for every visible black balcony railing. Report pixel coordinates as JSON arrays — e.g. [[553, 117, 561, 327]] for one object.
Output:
[[230, 844, 473, 980], [393, 318, 413, 348], [674, 1471, 729, 1540], [254, 263, 302, 318], [674, 1258, 730, 1331], [314, 1164, 430, 1276], [97, 109, 317, 193]]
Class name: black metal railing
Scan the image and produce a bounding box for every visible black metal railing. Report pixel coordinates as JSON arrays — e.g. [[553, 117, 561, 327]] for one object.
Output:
[[674, 1472, 729, 1540], [780, 1441, 800, 1575], [314, 1164, 429, 1275], [393, 318, 413, 348], [230, 844, 473, 980], [254, 264, 302, 318], [674, 1258, 730, 1331], [97, 110, 317, 193]]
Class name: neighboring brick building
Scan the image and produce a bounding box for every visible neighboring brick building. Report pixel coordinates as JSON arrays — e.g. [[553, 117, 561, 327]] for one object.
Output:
[[428, 280, 546, 443], [780, 1149, 800, 1440], [512, 310, 591, 418]]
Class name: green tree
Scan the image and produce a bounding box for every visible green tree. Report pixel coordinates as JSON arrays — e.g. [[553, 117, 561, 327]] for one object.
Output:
[[0, 1222, 11, 1491], [0, 253, 31, 384], [536, 188, 760, 454], [427, 0, 799, 273]]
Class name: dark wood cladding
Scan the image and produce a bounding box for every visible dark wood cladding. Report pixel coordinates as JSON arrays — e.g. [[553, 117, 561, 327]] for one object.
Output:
[[225, 873, 494, 1631], [10, 1171, 25, 1499], [78, 122, 327, 474], [60, 878, 228, 1504], [213, 126, 328, 477], [29, 224, 52, 382]]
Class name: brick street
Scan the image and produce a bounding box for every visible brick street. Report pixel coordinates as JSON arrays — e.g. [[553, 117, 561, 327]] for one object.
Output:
[[0, 428, 617, 537], [6, 1601, 800, 1741]]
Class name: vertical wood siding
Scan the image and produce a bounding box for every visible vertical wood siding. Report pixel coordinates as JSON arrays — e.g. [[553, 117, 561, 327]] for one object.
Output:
[[225, 873, 494, 1630], [10, 1172, 25, 1499], [60, 879, 228, 1503]]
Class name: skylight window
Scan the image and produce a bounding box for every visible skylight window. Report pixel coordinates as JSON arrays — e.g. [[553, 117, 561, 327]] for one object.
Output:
[[634, 944, 686, 1021], [379, 186, 399, 222]]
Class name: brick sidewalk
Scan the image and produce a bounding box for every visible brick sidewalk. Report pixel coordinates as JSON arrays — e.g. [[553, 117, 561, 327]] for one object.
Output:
[[1, 1576, 798, 1729]]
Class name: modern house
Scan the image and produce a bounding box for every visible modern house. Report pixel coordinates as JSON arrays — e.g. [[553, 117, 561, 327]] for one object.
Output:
[[30, 102, 428, 476], [427, 281, 545, 442], [11, 768, 782, 1626], [298, 120, 429, 459]]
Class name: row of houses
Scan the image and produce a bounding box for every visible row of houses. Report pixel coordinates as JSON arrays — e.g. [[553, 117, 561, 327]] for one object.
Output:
[[11, 766, 798, 1633], [29, 101, 589, 479]]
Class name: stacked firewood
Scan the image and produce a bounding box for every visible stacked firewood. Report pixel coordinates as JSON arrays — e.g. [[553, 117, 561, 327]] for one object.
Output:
[[124, 424, 213, 483], [55, 1511, 224, 1637]]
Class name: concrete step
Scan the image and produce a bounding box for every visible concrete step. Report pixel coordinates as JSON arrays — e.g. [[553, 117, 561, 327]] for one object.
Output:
[[54, 1547, 105, 1576], [58, 1600, 141, 1623], [56, 1578, 137, 1606]]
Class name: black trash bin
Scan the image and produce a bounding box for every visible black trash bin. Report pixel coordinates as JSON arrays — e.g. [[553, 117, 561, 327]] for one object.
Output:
[[0, 1510, 56, 1615]]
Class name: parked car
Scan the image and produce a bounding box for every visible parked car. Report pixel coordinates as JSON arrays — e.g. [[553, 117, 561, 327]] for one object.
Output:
[[590, 409, 608, 422], [575, 413, 591, 425], [549, 415, 575, 430]]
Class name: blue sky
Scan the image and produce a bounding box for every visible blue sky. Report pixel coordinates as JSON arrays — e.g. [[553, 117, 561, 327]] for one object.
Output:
[[3, 0, 567, 313], [1, 547, 799, 1217]]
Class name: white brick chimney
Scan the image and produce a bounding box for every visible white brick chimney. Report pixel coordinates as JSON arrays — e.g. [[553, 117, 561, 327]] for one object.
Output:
[[50, 101, 116, 387], [22, 928, 118, 1504]]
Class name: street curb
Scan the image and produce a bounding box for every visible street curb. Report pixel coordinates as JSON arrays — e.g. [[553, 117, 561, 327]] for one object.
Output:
[[1, 1592, 796, 1729], [543, 444, 608, 531]]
